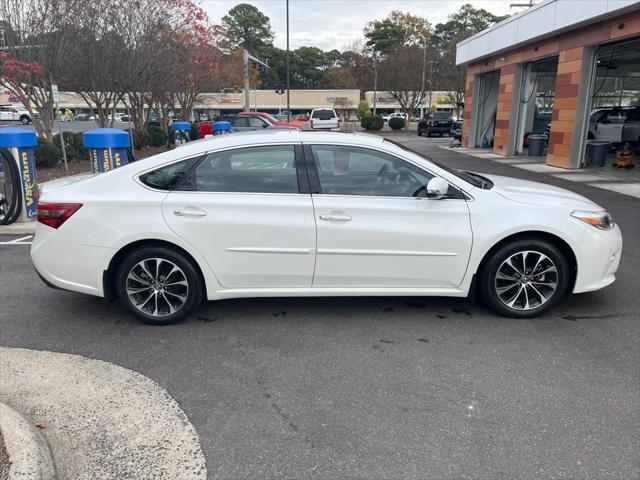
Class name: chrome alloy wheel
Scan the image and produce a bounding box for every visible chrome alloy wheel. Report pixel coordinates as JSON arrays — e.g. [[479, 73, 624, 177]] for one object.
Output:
[[126, 258, 189, 317], [494, 250, 558, 311]]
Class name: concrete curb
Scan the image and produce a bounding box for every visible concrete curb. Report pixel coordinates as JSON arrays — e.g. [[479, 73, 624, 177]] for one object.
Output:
[[0, 222, 35, 235], [0, 402, 56, 480], [0, 347, 206, 479]]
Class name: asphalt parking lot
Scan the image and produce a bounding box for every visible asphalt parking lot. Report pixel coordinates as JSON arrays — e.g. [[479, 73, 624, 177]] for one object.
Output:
[[1, 136, 638, 479]]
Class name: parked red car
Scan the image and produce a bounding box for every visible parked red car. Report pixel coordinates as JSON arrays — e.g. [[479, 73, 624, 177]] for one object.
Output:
[[238, 111, 301, 129]]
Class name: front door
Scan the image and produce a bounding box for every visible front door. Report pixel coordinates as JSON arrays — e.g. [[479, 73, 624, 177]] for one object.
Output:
[[162, 144, 316, 288], [307, 144, 472, 288]]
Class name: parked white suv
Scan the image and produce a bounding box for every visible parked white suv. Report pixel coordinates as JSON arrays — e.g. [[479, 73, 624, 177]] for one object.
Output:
[[0, 104, 33, 124], [383, 112, 408, 123], [309, 108, 339, 130], [594, 107, 640, 145]]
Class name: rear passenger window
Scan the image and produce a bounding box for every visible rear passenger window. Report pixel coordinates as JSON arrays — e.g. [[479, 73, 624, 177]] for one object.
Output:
[[139, 159, 194, 190], [193, 146, 299, 194]]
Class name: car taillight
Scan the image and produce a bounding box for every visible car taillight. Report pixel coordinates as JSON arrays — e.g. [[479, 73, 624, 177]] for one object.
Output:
[[37, 202, 83, 229]]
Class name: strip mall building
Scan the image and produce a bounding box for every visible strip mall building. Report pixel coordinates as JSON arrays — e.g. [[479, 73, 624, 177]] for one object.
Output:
[[456, 0, 640, 169]]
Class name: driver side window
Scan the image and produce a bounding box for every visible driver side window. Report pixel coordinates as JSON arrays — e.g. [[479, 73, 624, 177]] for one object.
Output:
[[310, 145, 433, 197]]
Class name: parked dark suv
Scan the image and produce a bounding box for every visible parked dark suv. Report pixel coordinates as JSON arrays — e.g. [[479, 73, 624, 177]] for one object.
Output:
[[418, 111, 453, 137]]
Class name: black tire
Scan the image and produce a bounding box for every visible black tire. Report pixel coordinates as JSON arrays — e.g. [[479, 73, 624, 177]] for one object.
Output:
[[479, 238, 570, 318], [116, 246, 203, 325], [417, 130, 422, 136], [20, 115, 30, 125]]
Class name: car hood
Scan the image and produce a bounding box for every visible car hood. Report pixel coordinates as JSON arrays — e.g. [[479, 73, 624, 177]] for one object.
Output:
[[481, 174, 602, 210]]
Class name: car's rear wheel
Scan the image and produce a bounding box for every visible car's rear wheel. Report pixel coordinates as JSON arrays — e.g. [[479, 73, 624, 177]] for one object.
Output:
[[116, 247, 203, 325], [479, 239, 570, 318]]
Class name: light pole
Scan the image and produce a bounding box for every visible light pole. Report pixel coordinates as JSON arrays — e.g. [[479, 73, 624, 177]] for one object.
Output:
[[420, 35, 428, 117], [242, 49, 250, 112], [286, 0, 290, 121], [428, 60, 438, 113], [372, 52, 378, 115]]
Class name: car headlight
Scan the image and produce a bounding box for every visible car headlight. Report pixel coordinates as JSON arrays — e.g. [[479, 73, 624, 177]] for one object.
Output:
[[571, 210, 615, 230]]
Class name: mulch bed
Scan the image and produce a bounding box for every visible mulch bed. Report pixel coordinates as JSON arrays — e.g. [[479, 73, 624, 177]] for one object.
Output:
[[0, 429, 9, 480], [36, 145, 171, 183]]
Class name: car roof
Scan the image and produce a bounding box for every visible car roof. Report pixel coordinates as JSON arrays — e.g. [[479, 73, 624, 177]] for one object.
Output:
[[126, 130, 385, 172]]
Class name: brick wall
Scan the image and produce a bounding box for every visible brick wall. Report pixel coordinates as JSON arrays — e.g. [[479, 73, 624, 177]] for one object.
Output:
[[493, 65, 515, 155], [546, 47, 583, 168], [461, 73, 474, 147]]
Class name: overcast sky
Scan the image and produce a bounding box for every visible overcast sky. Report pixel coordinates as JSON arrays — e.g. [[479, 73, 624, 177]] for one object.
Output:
[[202, 0, 516, 51]]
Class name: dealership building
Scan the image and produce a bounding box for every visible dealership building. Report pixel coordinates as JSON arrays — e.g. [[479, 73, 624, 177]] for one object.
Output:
[[457, 0, 639, 169]]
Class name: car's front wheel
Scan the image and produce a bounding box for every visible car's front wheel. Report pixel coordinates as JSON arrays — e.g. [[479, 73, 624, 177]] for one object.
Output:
[[479, 239, 570, 318], [116, 247, 203, 325], [20, 115, 30, 125]]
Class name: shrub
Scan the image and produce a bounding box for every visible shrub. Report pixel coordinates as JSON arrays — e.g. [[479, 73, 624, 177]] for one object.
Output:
[[357, 100, 370, 118], [388, 116, 405, 130], [360, 115, 384, 131], [34, 137, 62, 167], [125, 128, 151, 149], [62, 132, 87, 160], [147, 125, 168, 146], [189, 122, 200, 141]]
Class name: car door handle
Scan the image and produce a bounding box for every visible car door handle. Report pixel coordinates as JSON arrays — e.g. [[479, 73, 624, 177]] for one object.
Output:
[[319, 213, 352, 222], [174, 207, 207, 217]]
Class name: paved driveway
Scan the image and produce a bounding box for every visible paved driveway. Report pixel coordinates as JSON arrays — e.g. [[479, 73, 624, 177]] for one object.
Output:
[[1, 136, 638, 479]]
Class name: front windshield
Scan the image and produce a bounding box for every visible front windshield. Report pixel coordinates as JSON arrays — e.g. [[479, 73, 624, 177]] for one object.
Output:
[[383, 138, 493, 189]]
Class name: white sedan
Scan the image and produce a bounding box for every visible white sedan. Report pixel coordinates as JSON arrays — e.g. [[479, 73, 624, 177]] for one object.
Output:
[[32, 131, 622, 325]]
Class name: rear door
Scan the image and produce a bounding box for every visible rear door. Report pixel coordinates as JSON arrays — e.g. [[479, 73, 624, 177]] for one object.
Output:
[[161, 144, 316, 288], [305, 144, 472, 288]]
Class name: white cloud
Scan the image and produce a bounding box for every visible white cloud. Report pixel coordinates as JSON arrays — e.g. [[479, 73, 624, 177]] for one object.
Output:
[[202, 0, 514, 51]]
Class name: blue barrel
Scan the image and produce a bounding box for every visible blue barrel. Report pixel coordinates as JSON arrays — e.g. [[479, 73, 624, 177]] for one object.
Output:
[[83, 128, 131, 173]]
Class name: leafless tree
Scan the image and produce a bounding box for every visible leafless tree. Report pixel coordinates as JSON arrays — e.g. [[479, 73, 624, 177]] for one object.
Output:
[[0, 0, 84, 140], [378, 45, 427, 117]]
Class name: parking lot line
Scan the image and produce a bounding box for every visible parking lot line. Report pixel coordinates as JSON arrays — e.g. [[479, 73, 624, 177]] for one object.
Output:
[[0, 235, 33, 245]]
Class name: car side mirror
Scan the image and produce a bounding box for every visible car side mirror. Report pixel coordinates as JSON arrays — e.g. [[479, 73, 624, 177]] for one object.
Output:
[[263, 124, 269, 128], [426, 177, 449, 200]]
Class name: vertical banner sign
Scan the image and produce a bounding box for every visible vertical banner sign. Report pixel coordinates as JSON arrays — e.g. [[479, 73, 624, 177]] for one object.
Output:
[[103, 149, 111, 172], [91, 149, 99, 173], [17, 147, 38, 219]]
